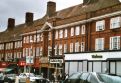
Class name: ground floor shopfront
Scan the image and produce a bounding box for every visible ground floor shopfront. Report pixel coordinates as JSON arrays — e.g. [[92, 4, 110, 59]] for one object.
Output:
[[64, 51, 121, 76]]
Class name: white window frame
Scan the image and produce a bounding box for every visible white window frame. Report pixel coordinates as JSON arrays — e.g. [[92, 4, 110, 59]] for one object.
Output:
[[81, 42, 85, 52], [75, 42, 79, 52], [95, 38, 104, 51], [59, 44, 62, 55], [64, 44, 67, 53], [81, 25, 85, 35], [40, 47, 42, 56], [48, 32, 51, 40], [75, 26, 80, 35], [40, 34, 43, 41], [96, 20, 105, 31], [70, 43, 74, 52], [48, 46, 52, 56], [55, 30, 58, 39], [64, 29, 68, 38], [37, 34, 40, 42], [110, 17, 121, 29], [59, 30, 63, 38], [71, 27, 74, 36], [110, 36, 120, 50]]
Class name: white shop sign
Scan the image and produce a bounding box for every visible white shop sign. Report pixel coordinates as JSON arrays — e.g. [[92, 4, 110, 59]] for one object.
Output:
[[50, 59, 63, 63]]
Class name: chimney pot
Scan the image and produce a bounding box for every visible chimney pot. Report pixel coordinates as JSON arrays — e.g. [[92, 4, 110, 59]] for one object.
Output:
[[47, 1, 56, 17], [25, 12, 33, 24], [7, 18, 15, 30]]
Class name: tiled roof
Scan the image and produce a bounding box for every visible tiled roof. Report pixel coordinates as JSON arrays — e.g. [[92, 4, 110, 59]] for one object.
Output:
[[0, 0, 120, 43]]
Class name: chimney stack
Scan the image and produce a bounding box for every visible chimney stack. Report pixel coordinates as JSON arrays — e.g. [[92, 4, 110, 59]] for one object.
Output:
[[83, 0, 98, 4], [25, 12, 33, 24], [83, 0, 89, 4], [47, 1, 56, 17], [7, 18, 15, 30]]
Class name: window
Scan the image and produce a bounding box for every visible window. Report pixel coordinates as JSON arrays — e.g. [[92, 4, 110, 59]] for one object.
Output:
[[48, 46, 52, 56], [55, 30, 58, 39], [23, 37, 26, 43], [110, 17, 121, 29], [70, 43, 74, 52], [110, 36, 120, 50], [81, 42, 85, 52], [40, 47, 42, 56], [37, 34, 40, 42], [71, 27, 74, 36], [36, 47, 40, 56], [48, 32, 51, 40], [96, 20, 105, 31], [34, 35, 36, 42], [95, 38, 104, 51], [81, 25, 85, 34], [55, 45, 58, 55], [75, 42, 79, 52], [75, 26, 80, 35], [26, 36, 29, 43], [64, 44, 67, 53], [40, 34, 43, 41], [59, 30, 63, 38], [59, 44, 62, 55], [23, 48, 26, 57], [64, 29, 68, 38], [30, 35, 33, 42]]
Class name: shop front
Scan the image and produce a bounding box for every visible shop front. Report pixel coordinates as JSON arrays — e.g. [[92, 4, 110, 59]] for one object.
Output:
[[64, 51, 121, 76], [49, 56, 64, 81], [40, 57, 49, 78]]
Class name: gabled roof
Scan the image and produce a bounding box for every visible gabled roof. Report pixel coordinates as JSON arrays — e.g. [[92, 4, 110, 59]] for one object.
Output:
[[0, 0, 120, 43]]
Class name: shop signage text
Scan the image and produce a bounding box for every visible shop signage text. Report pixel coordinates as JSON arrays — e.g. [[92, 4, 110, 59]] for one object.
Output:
[[92, 54, 103, 58], [50, 59, 63, 63]]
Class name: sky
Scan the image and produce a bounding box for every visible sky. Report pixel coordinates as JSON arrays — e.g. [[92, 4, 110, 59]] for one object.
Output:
[[0, 0, 82, 32], [0, 0, 121, 32]]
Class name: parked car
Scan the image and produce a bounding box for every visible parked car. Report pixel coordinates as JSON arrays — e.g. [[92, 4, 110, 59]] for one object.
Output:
[[18, 73, 49, 83], [62, 72, 121, 83]]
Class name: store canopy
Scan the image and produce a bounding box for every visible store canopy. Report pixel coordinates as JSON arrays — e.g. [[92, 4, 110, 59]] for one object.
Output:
[[0, 68, 13, 72]]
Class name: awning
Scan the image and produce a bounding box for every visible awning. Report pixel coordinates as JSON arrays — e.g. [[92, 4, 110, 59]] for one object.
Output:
[[0, 68, 13, 72]]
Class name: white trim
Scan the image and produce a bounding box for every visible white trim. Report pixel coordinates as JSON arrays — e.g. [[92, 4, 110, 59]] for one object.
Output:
[[53, 10, 121, 29], [21, 10, 121, 36], [65, 51, 121, 61]]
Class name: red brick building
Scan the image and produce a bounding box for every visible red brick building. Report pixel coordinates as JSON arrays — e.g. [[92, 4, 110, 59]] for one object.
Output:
[[0, 0, 121, 76]]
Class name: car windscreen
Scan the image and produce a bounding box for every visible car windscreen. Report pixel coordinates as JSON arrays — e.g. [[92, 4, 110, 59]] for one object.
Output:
[[98, 74, 121, 83]]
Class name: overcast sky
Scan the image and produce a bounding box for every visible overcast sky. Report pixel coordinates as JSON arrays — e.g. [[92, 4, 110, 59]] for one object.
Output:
[[0, 0, 82, 32], [0, 0, 121, 32]]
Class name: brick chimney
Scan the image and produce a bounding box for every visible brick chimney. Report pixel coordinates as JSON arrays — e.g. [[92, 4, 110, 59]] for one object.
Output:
[[47, 1, 56, 17], [83, 0, 98, 4], [7, 18, 15, 30], [25, 12, 33, 24]]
